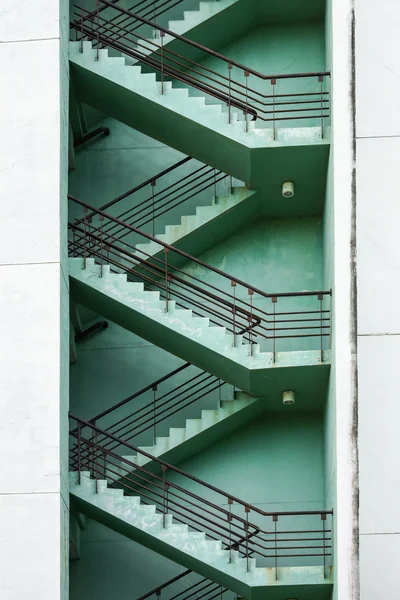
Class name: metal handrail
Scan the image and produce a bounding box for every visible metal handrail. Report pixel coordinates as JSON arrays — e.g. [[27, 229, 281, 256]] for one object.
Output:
[[70, 1, 330, 134], [69, 194, 331, 302], [70, 414, 333, 519], [69, 194, 331, 355], [69, 414, 333, 572], [72, 1, 329, 83]]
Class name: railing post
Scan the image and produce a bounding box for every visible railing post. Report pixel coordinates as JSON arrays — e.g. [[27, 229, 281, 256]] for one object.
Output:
[[80, 0, 84, 52], [244, 70, 249, 133], [83, 207, 87, 268], [321, 513, 327, 578], [272, 296, 277, 362], [245, 506, 250, 572], [151, 179, 156, 237], [248, 289, 254, 356], [92, 421, 98, 493], [103, 451, 107, 481], [318, 293, 323, 362], [95, 0, 100, 61], [164, 247, 169, 313], [162, 465, 168, 528], [227, 63, 232, 124], [99, 213, 104, 277], [77, 422, 81, 484], [271, 78, 276, 140], [152, 384, 158, 446], [228, 497, 233, 563], [273, 514, 278, 580], [214, 168, 217, 200], [319, 75, 324, 138], [160, 31, 165, 95], [231, 281, 236, 347]]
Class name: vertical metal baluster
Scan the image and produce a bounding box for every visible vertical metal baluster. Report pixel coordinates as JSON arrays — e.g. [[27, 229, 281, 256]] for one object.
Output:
[[160, 31, 165, 95], [103, 452, 107, 481], [96, 0, 100, 60], [87, 216, 92, 258], [232, 281, 236, 347], [151, 180, 156, 237], [80, 0, 84, 51], [319, 293, 323, 362], [228, 63, 232, 124], [272, 296, 277, 362], [244, 70, 249, 133], [164, 247, 169, 312], [214, 168, 217, 200], [248, 289, 254, 356], [162, 465, 167, 527], [245, 506, 250, 572], [72, 230, 76, 257], [229, 175, 233, 192], [273, 515, 278, 580], [92, 422, 98, 493], [99, 214, 104, 277], [319, 75, 324, 138], [228, 498, 233, 563], [77, 423, 81, 484], [152, 384, 157, 446], [156, 591, 161, 600], [271, 78, 276, 140], [218, 379, 222, 408], [322, 513, 327, 578], [83, 207, 87, 268]]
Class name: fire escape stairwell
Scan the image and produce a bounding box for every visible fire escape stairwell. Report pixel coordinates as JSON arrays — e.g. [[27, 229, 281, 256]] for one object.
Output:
[[69, 257, 330, 396], [69, 41, 328, 189], [69, 471, 332, 600]]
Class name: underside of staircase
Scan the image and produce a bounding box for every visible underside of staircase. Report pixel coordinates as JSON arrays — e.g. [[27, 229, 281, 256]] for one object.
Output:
[[69, 41, 329, 195], [69, 257, 330, 398]]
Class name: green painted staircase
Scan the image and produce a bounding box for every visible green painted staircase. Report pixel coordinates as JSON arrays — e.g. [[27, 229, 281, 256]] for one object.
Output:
[[69, 41, 328, 190], [69, 471, 332, 600], [69, 257, 330, 397], [128, 186, 259, 268], [118, 390, 262, 474]]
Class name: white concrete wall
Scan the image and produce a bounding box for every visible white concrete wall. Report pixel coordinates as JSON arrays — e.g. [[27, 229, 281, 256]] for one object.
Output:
[[355, 1, 400, 598], [0, 2, 69, 599], [325, 0, 359, 598]]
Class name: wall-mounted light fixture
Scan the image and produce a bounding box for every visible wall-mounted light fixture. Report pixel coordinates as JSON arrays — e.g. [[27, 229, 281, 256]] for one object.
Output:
[[282, 390, 295, 405], [282, 181, 295, 198]]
